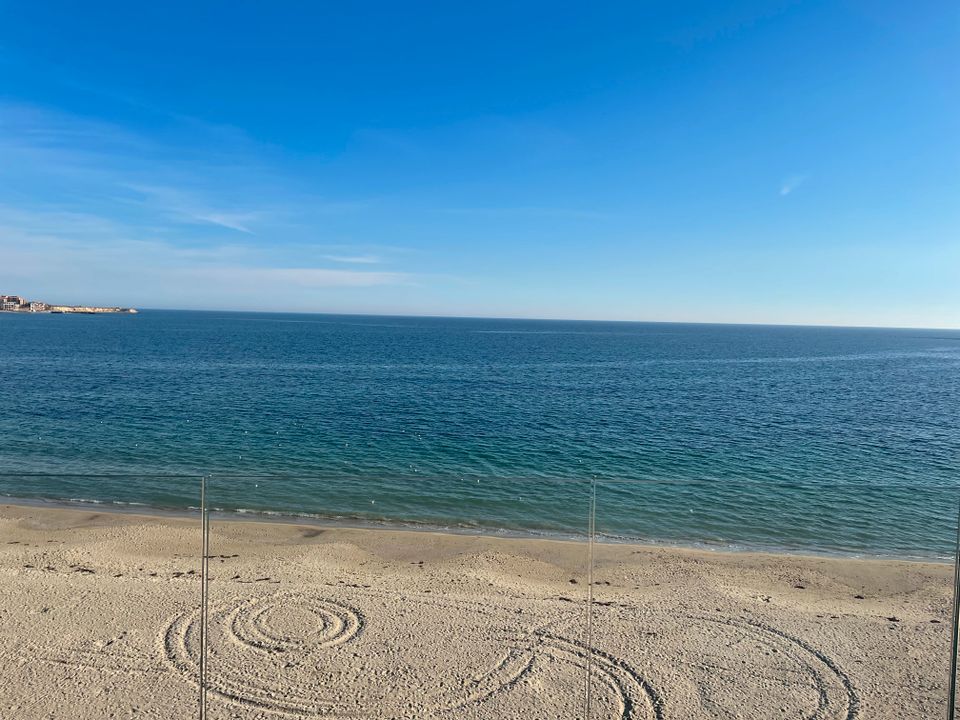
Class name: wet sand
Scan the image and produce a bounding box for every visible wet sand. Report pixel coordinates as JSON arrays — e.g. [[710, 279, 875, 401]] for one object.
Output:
[[0, 503, 952, 719]]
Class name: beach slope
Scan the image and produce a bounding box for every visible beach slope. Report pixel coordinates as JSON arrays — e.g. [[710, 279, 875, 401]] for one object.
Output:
[[0, 504, 950, 719]]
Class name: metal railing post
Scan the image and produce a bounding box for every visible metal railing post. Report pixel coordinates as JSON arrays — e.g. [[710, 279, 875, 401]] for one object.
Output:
[[199, 475, 209, 720], [948, 500, 960, 720], [584, 476, 596, 720]]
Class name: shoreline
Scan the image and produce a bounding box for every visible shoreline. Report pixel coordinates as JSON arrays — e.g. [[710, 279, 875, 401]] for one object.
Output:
[[2, 493, 952, 565]]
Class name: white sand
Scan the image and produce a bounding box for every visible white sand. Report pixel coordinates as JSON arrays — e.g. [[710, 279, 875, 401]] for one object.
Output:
[[0, 503, 952, 719]]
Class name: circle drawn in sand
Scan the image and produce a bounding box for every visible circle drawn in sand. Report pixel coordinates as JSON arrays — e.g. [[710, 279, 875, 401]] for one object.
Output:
[[583, 608, 859, 720], [161, 589, 657, 719], [229, 593, 361, 653], [161, 591, 857, 720], [163, 592, 365, 717], [686, 614, 858, 720]]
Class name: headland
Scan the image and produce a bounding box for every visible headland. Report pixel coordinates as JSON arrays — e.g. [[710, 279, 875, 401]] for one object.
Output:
[[0, 294, 137, 314]]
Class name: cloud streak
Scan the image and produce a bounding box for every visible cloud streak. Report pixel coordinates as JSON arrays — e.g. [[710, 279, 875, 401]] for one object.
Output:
[[0, 102, 372, 241], [120, 184, 264, 234], [0, 101, 417, 311], [779, 174, 807, 196], [0, 203, 411, 310], [192, 213, 256, 233], [189, 266, 404, 287], [440, 206, 612, 220], [321, 254, 382, 264]]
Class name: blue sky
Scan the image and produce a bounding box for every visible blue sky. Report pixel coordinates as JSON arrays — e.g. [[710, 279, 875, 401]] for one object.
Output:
[[0, 1, 957, 326]]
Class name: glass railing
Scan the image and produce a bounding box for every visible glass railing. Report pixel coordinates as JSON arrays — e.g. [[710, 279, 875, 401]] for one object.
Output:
[[203, 473, 594, 719], [0, 472, 956, 718], [0, 473, 204, 718], [592, 477, 957, 720]]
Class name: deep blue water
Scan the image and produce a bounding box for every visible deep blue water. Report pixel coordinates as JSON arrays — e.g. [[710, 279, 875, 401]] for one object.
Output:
[[1, 310, 958, 558]]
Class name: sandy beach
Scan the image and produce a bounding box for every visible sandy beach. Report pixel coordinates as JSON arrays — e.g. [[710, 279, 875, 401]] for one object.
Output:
[[0, 502, 951, 719]]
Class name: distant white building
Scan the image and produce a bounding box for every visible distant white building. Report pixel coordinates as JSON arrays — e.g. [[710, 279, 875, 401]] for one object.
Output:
[[0, 295, 31, 311]]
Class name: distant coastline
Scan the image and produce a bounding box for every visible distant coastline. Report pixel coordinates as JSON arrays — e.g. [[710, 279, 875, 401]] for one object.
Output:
[[0, 293, 137, 314]]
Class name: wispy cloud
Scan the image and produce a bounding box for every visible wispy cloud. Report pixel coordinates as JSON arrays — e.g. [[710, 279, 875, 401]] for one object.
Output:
[[189, 266, 404, 287], [0, 101, 444, 312], [321, 254, 382, 264], [0, 203, 411, 309], [439, 206, 612, 221], [119, 184, 264, 234], [779, 174, 807, 196], [191, 213, 256, 233], [0, 101, 369, 239]]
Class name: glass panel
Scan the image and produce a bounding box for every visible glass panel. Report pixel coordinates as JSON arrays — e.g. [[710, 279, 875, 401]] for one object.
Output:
[[592, 477, 957, 720], [0, 473, 204, 719], [205, 472, 594, 719]]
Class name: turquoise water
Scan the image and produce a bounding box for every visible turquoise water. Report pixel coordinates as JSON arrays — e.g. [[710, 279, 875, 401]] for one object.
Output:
[[1, 310, 958, 558]]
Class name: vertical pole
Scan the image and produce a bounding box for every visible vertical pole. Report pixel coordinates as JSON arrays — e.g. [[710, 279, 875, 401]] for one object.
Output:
[[948, 500, 960, 720], [199, 476, 209, 720], [584, 476, 596, 720]]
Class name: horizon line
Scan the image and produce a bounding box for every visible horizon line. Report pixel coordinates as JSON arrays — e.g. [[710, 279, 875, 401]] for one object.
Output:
[[19, 304, 958, 333]]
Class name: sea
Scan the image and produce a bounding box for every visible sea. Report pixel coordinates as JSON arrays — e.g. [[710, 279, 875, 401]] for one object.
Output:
[[1, 310, 958, 559]]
